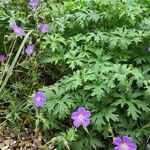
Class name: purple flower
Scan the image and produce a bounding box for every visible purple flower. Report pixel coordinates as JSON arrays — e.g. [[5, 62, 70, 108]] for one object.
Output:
[[39, 23, 49, 33], [28, 0, 40, 8], [113, 136, 137, 150], [71, 107, 91, 128], [11, 23, 25, 38], [25, 44, 35, 56], [0, 55, 7, 63], [33, 91, 46, 107]]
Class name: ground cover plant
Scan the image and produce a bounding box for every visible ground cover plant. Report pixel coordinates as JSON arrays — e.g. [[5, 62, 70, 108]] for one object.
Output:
[[0, 0, 150, 149]]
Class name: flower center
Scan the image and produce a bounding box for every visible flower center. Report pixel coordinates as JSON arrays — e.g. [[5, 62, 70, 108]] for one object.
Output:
[[121, 142, 128, 150], [78, 114, 84, 121], [27, 48, 33, 53], [36, 97, 41, 102]]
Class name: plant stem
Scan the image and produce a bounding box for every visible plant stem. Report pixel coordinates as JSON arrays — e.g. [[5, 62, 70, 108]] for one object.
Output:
[[0, 30, 33, 93]]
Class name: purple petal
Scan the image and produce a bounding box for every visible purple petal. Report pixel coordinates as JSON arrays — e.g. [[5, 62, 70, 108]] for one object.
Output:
[[33, 91, 46, 107], [35, 100, 45, 107], [71, 107, 91, 127], [73, 120, 81, 128], [0, 55, 7, 63], [11, 23, 25, 38], [28, 0, 40, 8], [82, 119, 90, 127], [39, 23, 49, 33], [11, 23, 18, 29], [71, 112, 79, 120], [77, 107, 86, 112], [25, 44, 35, 56], [113, 137, 122, 146], [122, 136, 132, 144], [83, 110, 91, 118], [114, 146, 122, 150], [128, 143, 137, 150]]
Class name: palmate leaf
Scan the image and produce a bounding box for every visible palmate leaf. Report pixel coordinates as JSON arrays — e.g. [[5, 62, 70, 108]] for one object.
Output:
[[43, 86, 75, 119], [139, 18, 150, 30], [112, 64, 132, 83], [91, 84, 105, 100], [109, 28, 145, 49], [41, 34, 66, 52], [59, 68, 96, 92], [130, 68, 144, 81], [86, 31, 108, 44], [92, 114, 106, 128], [74, 137, 103, 150], [75, 12, 87, 28], [51, 74, 81, 92], [92, 108, 118, 129], [112, 92, 149, 120], [109, 35, 131, 50], [55, 16, 68, 32], [41, 51, 64, 64], [86, 10, 100, 22], [61, 70, 83, 91], [84, 77, 107, 101], [0, 9, 9, 21], [64, 49, 86, 69], [68, 34, 86, 49], [89, 48, 111, 67], [133, 100, 150, 112], [119, 2, 146, 24], [65, 128, 77, 142], [127, 102, 141, 120]]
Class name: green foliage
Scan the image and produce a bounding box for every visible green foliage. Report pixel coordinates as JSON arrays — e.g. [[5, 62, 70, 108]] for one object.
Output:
[[0, 0, 150, 149]]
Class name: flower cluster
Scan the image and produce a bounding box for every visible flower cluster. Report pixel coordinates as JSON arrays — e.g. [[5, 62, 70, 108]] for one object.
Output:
[[8, 1, 139, 149], [9, 1, 50, 107], [10, 0, 49, 57], [113, 136, 137, 150], [32, 92, 138, 149]]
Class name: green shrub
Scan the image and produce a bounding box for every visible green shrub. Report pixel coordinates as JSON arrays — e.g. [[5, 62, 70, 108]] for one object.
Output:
[[0, 0, 150, 149]]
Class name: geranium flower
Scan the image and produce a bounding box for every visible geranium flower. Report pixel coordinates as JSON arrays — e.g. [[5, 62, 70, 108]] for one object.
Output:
[[0, 55, 7, 63], [113, 136, 137, 150], [25, 44, 35, 56], [33, 91, 46, 107], [28, 0, 40, 9], [39, 23, 49, 33], [11, 23, 25, 38], [71, 107, 91, 128]]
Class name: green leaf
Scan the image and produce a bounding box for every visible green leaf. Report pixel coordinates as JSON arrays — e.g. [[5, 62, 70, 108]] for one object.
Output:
[[92, 108, 118, 129], [43, 86, 75, 119]]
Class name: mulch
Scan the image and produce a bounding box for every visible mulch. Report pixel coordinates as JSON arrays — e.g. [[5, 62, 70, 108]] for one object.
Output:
[[0, 123, 56, 150]]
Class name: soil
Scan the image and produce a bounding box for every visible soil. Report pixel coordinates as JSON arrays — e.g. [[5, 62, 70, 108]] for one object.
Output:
[[0, 123, 56, 150]]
